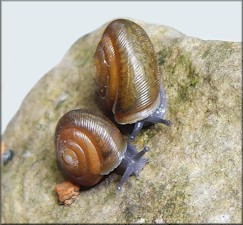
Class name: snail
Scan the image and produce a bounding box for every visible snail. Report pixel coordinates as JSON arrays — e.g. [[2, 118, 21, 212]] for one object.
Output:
[[54, 109, 149, 190], [93, 19, 171, 140]]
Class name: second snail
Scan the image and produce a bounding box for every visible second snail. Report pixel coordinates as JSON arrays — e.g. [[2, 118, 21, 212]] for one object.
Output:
[[55, 109, 149, 190], [93, 18, 171, 140]]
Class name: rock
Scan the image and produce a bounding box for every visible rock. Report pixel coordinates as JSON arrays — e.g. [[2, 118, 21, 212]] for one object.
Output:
[[1, 18, 241, 223]]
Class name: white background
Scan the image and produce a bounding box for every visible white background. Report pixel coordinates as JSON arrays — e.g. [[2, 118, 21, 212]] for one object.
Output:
[[2, 1, 242, 133]]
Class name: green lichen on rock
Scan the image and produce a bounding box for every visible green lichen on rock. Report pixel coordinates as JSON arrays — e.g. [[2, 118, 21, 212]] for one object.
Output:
[[1, 18, 241, 223]]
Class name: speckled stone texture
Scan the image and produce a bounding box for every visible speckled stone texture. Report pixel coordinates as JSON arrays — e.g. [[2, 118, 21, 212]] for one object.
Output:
[[1, 18, 241, 223]]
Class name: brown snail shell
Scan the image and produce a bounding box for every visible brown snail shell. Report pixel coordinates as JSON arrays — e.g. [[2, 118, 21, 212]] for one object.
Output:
[[55, 109, 126, 187], [93, 18, 161, 124], [55, 109, 149, 189]]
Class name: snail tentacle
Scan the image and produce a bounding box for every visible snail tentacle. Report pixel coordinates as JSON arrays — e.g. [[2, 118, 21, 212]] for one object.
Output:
[[117, 144, 149, 190], [130, 121, 144, 140]]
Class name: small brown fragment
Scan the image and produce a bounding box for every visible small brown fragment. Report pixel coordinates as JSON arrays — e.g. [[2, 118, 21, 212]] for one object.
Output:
[[54, 181, 80, 206], [1, 142, 6, 154]]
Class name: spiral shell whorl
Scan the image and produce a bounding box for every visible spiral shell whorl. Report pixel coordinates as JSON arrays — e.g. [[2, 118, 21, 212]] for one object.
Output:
[[55, 109, 127, 186], [94, 19, 161, 124]]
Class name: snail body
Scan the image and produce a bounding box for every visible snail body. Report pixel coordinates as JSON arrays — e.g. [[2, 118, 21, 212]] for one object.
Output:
[[55, 109, 148, 190], [93, 19, 171, 140]]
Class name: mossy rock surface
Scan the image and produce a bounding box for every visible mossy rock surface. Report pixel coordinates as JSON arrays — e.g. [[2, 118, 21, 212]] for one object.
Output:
[[1, 18, 241, 223]]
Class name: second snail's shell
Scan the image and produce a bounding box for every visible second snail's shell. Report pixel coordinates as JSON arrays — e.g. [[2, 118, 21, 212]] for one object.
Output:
[[93, 19, 161, 124], [55, 109, 127, 187]]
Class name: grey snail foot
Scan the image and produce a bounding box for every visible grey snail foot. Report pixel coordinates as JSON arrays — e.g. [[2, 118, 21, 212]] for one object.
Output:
[[129, 118, 172, 140], [129, 88, 171, 140]]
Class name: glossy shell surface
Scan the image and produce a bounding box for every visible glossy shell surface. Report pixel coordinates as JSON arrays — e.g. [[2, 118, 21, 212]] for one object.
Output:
[[55, 109, 127, 186], [93, 19, 161, 124]]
